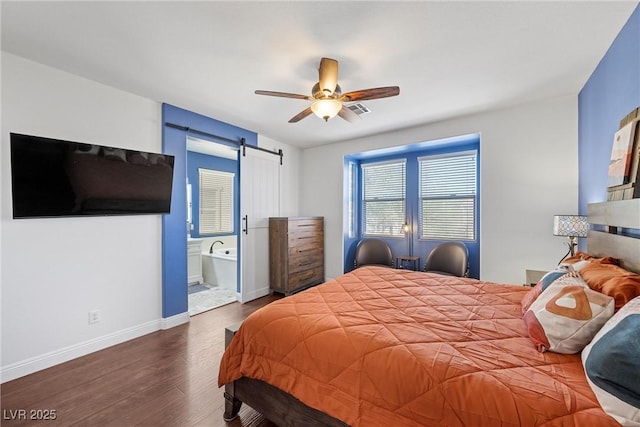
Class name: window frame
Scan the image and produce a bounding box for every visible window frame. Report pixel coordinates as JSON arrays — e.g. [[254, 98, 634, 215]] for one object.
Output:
[[347, 160, 358, 238], [198, 168, 235, 235], [418, 150, 478, 241], [361, 159, 407, 238]]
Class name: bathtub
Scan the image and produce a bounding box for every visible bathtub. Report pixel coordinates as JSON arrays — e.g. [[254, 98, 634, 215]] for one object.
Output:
[[202, 247, 237, 291]]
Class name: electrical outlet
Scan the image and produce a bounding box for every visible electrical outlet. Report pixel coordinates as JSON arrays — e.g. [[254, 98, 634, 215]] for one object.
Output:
[[88, 310, 101, 324]]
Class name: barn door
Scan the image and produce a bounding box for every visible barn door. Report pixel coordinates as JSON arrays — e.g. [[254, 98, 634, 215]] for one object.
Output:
[[239, 146, 280, 303]]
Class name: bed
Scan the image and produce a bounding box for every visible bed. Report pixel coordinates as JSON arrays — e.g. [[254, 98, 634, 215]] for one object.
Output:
[[218, 200, 640, 426]]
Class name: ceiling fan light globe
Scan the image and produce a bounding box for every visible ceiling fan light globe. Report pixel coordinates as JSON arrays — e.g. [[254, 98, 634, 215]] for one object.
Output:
[[311, 99, 342, 121]]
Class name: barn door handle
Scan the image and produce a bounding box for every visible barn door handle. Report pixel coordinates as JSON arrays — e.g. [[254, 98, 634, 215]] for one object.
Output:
[[242, 215, 248, 235]]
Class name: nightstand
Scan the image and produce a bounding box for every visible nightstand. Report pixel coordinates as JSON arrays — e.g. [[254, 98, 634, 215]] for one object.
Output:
[[396, 255, 421, 271], [525, 269, 548, 286]]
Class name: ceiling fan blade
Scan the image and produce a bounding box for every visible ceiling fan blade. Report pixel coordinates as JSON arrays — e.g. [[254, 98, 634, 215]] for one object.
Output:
[[340, 86, 400, 102], [318, 57, 339, 95], [255, 90, 311, 100], [338, 105, 361, 123], [288, 107, 313, 123]]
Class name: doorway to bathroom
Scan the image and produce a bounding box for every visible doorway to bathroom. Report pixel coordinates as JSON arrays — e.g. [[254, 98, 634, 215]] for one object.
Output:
[[161, 103, 283, 321], [186, 137, 239, 316]]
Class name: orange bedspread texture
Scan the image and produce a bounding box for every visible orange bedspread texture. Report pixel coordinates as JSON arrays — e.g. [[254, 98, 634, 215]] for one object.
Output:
[[218, 266, 617, 426]]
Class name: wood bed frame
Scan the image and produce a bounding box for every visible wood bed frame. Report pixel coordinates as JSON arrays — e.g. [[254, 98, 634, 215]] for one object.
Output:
[[223, 199, 640, 426]]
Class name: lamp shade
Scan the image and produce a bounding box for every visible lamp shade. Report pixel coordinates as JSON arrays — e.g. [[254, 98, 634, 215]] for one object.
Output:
[[553, 215, 588, 237], [311, 99, 342, 121]]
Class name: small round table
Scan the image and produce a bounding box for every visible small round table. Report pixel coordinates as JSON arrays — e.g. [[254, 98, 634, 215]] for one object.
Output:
[[395, 255, 421, 271]]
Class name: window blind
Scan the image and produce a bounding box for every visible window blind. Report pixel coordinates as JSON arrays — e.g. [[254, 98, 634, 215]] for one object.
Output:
[[419, 151, 477, 240], [362, 160, 406, 236], [348, 161, 357, 238], [199, 169, 234, 234]]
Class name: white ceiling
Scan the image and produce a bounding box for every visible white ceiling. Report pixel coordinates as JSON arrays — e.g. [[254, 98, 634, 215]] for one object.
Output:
[[1, 1, 637, 148]]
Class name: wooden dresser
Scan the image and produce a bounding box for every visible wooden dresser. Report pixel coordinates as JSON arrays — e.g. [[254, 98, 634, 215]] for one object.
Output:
[[269, 217, 324, 295]]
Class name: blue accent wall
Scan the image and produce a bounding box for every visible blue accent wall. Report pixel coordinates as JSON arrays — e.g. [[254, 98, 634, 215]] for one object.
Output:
[[161, 103, 256, 318], [578, 5, 640, 212], [186, 151, 239, 238]]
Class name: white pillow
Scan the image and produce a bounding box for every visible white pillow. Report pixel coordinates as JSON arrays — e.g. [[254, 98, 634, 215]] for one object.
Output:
[[523, 280, 613, 354]]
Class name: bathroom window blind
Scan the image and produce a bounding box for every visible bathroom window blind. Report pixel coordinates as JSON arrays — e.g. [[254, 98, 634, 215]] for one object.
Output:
[[199, 169, 234, 234], [362, 159, 406, 237], [419, 150, 477, 240]]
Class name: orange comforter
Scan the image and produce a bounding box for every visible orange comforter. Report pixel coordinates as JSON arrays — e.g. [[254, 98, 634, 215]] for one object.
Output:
[[218, 266, 617, 426]]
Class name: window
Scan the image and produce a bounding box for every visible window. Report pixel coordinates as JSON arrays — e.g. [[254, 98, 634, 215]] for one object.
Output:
[[347, 161, 357, 238], [362, 160, 406, 236], [199, 168, 234, 234], [419, 151, 477, 240]]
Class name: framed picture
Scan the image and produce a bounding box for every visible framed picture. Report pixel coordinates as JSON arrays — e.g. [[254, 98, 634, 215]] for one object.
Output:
[[608, 120, 637, 187]]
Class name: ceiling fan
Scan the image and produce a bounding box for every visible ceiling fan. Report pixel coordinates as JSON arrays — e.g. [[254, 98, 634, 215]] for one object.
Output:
[[255, 57, 400, 123]]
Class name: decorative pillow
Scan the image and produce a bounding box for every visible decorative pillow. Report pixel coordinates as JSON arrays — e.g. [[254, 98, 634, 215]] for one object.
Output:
[[582, 296, 640, 426], [523, 280, 614, 353], [520, 269, 582, 314], [568, 259, 590, 272], [580, 263, 635, 288], [521, 282, 543, 314], [560, 251, 619, 267], [600, 275, 640, 312], [538, 268, 570, 290], [579, 263, 640, 311]]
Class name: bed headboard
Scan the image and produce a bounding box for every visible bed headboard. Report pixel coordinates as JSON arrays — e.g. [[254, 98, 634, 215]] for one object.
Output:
[[587, 199, 640, 273]]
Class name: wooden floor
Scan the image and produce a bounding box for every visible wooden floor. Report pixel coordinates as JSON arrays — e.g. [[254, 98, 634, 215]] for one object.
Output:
[[1, 295, 281, 427]]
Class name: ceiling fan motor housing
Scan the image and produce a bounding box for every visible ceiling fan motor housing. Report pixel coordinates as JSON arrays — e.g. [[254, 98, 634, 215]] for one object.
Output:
[[312, 83, 341, 100]]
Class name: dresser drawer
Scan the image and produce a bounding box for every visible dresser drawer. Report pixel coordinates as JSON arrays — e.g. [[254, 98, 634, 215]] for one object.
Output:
[[288, 218, 323, 231], [288, 252, 324, 274], [287, 266, 324, 290], [289, 232, 323, 248], [288, 239, 323, 256], [289, 236, 323, 250], [289, 219, 322, 237]]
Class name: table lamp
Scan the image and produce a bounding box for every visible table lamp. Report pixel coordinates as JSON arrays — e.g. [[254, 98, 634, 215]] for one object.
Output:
[[553, 215, 588, 262]]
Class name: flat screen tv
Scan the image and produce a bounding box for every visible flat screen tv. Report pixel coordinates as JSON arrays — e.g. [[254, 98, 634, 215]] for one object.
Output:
[[10, 133, 175, 218]]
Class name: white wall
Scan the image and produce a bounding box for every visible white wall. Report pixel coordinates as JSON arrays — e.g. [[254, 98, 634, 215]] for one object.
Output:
[[1, 53, 164, 381], [0, 53, 301, 381], [300, 96, 579, 284]]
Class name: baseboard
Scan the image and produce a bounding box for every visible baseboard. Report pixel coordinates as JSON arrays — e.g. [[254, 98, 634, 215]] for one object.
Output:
[[161, 311, 190, 329], [239, 286, 270, 303], [1, 312, 190, 383]]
